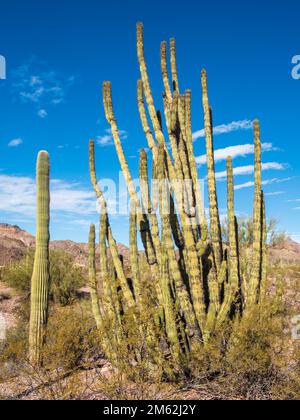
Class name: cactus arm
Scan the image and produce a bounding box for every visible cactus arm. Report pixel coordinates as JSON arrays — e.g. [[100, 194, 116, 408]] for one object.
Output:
[[260, 191, 267, 302], [201, 70, 223, 270], [89, 140, 135, 309], [88, 224, 103, 330], [103, 82, 158, 268], [139, 150, 162, 265], [103, 81, 140, 204], [184, 90, 208, 241], [170, 38, 180, 93], [160, 41, 173, 106], [137, 80, 157, 152], [160, 241, 182, 360], [137, 22, 165, 137], [29, 151, 50, 366], [249, 120, 263, 305], [130, 202, 142, 306], [158, 146, 202, 347], [217, 157, 240, 326]]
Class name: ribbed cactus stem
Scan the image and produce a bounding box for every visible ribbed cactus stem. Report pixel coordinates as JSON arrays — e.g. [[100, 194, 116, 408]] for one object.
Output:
[[184, 90, 208, 241], [201, 70, 223, 270], [29, 151, 50, 366], [249, 120, 263, 305], [226, 157, 239, 288], [103, 81, 158, 269], [170, 38, 179, 92], [160, 41, 172, 105], [137, 23, 163, 136], [217, 157, 239, 326], [160, 242, 181, 360], [89, 224, 103, 330], [157, 146, 202, 348], [89, 139, 135, 309], [260, 191, 267, 301], [130, 202, 142, 306], [137, 80, 157, 152], [139, 150, 162, 265]]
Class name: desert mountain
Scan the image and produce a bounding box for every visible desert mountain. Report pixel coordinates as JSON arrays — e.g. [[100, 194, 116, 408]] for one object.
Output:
[[0, 223, 300, 267], [0, 224, 130, 267]]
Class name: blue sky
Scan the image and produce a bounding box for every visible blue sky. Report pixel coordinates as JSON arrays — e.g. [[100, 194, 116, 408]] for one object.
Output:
[[0, 0, 299, 244]]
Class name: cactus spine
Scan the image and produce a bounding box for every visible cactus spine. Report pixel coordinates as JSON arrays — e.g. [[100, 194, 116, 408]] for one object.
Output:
[[29, 151, 50, 366]]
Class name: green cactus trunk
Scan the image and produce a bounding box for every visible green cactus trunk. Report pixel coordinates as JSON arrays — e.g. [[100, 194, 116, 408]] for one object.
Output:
[[88, 224, 103, 330], [29, 151, 50, 366], [217, 157, 239, 326], [249, 120, 263, 305], [260, 191, 267, 302], [129, 202, 142, 306], [201, 70, 223, 271]]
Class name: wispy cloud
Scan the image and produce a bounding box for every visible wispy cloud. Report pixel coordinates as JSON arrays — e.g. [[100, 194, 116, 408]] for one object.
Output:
[[0, 175, 96, 217], [265, 191, 285, 197], [287, 198, 300, 203], [193, 119, 253, 141], [215, 162, 286, 180], [235, 177, 293, 191], [12, 58, 76, 118], [96, 128, 128, 147], [8, 138, 23, 147], [196, 142, 275, 166], [37, 109, 48, 118]]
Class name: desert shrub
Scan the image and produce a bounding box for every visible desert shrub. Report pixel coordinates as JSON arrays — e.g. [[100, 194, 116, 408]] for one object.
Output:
[[43, 303, 101, 371], [2, 249, 85, 306], [0, 301, 102, 399], [222, 217, 287, 247]]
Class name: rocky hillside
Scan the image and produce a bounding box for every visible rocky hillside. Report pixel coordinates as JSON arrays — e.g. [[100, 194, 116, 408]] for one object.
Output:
[[0, 224, 130, 267], [1, 223, 300, 268]]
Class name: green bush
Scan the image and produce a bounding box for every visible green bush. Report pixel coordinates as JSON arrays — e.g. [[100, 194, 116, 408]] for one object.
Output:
[[2, 249, 85, 306]]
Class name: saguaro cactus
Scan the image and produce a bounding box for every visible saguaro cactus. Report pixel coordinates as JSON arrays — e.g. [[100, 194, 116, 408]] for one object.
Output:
[[29, 151, 50, 366]]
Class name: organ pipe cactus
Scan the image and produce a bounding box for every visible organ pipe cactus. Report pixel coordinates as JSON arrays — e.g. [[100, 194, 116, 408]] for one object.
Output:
[[29, 151, 50, 366], [88, 224, 103, 330], [249, 120, 263, 305], [87, 23, 269, 364], [201, 70, 223, 271]]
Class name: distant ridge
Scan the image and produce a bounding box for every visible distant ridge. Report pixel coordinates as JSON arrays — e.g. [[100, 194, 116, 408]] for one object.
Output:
[[0, 223, 299, 267], [0, 223, 130, 267]]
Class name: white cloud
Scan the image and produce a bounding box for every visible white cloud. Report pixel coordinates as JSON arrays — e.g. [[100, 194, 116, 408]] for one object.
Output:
[[12, 59, 76, 117], [96, 128, 128, 147], [196, 142, 275, 166], [0, 175, 97, 218], [37, 109, 48, 118], [215, 162, 286, 180], [235, 177, 293, 191], [8, 138, 23, 147], [193, 119, 253, 141], [265, 191, 285, 197]]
